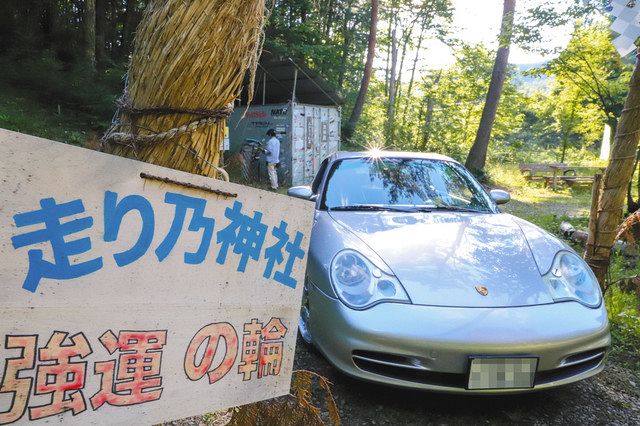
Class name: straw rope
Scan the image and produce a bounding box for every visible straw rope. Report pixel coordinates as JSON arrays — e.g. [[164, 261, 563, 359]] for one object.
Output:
[[102, 0, 268, 180]]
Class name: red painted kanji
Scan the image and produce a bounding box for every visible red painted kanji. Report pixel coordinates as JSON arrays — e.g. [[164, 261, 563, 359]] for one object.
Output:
[[29, 332, 92, 420], [258, 318, 288, 379], [184, 323, 238, 384], [237, 319, 262, 381], [237, 318, 288, 381], [0, 335, 37, 424], [90, 330, 166, 410]]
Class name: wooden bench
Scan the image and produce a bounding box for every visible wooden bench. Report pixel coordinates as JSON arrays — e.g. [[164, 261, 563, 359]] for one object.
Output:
[[518, 163, 568, 183], [555, 175, 597, 187], [519, 163, 604, 190]]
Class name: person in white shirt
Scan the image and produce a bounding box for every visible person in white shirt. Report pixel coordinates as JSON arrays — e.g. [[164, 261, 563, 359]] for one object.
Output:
[[264, 129, 280, 190]]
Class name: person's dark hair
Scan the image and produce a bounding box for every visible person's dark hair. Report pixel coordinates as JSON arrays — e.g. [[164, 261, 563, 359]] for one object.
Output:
[[266, 128, 276, 137]]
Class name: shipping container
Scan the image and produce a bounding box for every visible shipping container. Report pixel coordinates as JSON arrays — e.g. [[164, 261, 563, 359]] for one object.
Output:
[[228, 102, 341, 186]]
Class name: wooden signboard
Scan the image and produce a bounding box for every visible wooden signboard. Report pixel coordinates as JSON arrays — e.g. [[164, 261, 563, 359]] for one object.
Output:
[[0, 129, 314, 424]]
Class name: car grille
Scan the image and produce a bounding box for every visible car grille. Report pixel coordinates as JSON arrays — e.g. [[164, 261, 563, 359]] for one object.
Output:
[[535, 347, 607, 385], [351, 350, 468, 389], [352, 347, 608, 389]]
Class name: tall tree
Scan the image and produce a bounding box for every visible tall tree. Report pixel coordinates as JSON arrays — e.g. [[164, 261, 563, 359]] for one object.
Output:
[[585, 51, 640, 286], [386, 25, 398, 143], [419, 70, 441, 151], [84, 0, 97, 66], [122, 0, 142, 56], [537, 23, 629, 151], [95, 0, 107, 64], [344, 0, 378, 141], [465, 0, 515, 174]]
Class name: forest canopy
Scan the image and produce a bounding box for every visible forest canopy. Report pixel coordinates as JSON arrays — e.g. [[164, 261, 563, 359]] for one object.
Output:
[[0, 0, 632, 165]]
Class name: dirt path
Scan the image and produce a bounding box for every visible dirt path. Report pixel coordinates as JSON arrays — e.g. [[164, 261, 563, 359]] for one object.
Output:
[[294, 338, 640, 425]]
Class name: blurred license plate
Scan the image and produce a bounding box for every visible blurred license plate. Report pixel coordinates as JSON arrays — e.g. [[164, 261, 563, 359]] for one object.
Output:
[[467, 357, 537, 390]]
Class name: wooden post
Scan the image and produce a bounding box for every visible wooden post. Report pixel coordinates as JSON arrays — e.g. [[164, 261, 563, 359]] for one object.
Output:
[[585, 48, 640, 287], [585, 173, 602, 262]]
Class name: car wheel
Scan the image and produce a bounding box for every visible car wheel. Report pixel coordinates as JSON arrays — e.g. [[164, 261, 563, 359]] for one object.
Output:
[[298, 281, 313, 345]]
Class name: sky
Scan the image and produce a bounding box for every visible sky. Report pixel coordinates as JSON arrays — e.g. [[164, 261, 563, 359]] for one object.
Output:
[[421, 0, 575, 69]]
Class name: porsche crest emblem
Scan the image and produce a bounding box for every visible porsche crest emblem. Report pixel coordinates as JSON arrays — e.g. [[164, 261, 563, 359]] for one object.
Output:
[[475, 285, 489, 296]]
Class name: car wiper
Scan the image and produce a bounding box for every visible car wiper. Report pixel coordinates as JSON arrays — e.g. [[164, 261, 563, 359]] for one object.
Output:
[[328, 205, 416, 212], [414, 205, 487, 213]]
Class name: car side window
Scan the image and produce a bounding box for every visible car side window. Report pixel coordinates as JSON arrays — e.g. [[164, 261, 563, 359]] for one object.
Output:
[[311, 158, 329, 194]]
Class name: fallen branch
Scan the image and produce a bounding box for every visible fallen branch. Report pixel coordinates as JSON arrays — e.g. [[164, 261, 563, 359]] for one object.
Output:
[[559, 221, 632, 256]]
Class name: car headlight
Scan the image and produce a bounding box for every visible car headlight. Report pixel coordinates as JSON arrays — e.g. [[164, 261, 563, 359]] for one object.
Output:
[[330, 249, 410, 309], [542, 251, 601, 308]]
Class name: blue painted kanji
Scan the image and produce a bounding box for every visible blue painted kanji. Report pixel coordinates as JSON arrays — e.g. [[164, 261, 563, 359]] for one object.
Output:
[[273, 231, 305, 288], [216, 201, 267, 272], [11, 197, 103, 293], [104, 191, 155, 267], [263, 220, 289, 280], [155, 192, 215, 264]]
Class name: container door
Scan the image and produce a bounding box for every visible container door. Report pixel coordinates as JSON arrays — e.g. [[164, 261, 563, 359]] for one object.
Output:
[[304, 105, 316, 184], [320, 107, 329, 161], [328, 107, 340, 154], [291, 104, 305, 186]]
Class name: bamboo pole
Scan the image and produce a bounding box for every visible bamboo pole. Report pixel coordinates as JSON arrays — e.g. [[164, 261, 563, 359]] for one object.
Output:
[[585, 49, 640, 286], [103, 0, 267, 179]]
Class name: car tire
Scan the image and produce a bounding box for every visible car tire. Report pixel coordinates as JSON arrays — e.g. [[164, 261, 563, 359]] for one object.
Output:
[[298, 282, 313, 345]]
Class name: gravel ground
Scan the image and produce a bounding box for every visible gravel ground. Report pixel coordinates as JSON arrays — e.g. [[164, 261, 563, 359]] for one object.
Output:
[[293, 337, 640, 426], [169, 337, 639, 426]]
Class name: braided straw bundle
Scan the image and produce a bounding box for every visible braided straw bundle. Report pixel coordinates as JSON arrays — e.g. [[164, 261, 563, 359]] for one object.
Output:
[[105, 0, 267, 179]]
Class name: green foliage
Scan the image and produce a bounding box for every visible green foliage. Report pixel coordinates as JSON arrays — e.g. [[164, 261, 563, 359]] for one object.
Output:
[[352, 44, 525, 163], [534, 22, 631, 128], [0, 51, 124, 143], [349, 20, 629, 166], [266, 0, 373, 96], [606, 256, 640, 371], [0, 51, 124, 121], [348, 77, 387, 150]]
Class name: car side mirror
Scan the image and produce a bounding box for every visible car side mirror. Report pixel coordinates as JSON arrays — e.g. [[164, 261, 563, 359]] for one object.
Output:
[[287, 186, 315, 201], [490, 189, 510, 205]]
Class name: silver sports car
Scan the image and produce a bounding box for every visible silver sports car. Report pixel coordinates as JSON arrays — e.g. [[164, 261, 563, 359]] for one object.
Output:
[[288, 151, 610, 394]]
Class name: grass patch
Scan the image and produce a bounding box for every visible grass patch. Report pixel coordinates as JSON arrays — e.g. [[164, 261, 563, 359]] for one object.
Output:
[[487, 163, 593, 223], [0, 81, 98, 145], [0, 51, 123, 145]]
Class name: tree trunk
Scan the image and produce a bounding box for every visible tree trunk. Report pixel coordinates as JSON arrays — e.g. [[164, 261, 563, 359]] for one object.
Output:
[[84, 0, 97, 66], [121, 0, 139, 56], [95, 0, 107, 64], [585, 50, 640, 286], [420, 71, 442, 151], [42, 0, 60, 46], [637, 153, 640, 202], [394, 21, 415, 110], [401, 16, 427, 127], [386, 25, 398, 143], [337, 3, 354, 91], [626, 156, 639, 213], [384, 10, 393, 97], [324, 0, 334, 37], [344, 0, 378, 141], [464, 0, 515, 174]]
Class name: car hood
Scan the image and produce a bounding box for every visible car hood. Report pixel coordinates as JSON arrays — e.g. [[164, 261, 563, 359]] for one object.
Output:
[[328, 211, 556, 308]]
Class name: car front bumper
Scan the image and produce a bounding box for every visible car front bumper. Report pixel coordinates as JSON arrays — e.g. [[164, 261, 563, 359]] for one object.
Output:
[[308, 282, 611, 394]]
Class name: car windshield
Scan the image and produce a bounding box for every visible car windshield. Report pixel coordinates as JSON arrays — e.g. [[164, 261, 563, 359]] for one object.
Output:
[[321, 157, 494, 213]]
